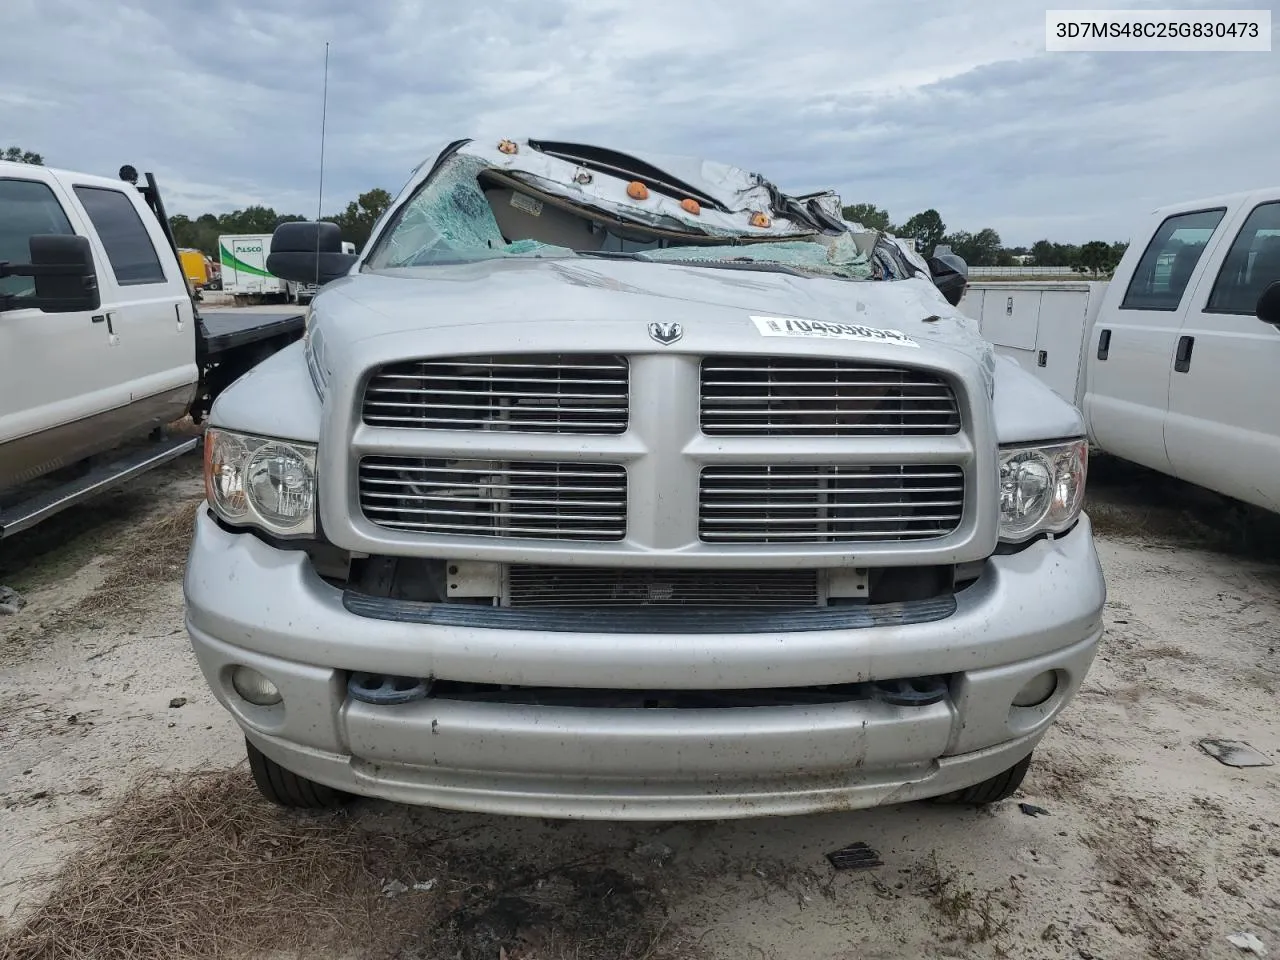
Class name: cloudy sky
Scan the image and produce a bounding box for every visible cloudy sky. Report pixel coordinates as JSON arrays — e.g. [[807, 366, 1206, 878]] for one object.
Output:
[[5, 0, 1277, 245]]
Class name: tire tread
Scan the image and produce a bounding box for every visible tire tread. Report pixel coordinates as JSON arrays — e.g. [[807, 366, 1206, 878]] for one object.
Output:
[[932, 752, 1034, 805], [245, 739, 346, 809]]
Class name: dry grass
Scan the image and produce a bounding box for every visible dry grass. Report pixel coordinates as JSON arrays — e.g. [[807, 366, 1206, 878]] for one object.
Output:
[[907, 853, 1013, 946], [1, 484, 204, 660], [1086, 456, 1280, 562], [57, 497, 203, 628], [0, 769, 677, 960], [72, 496, 200, 616], [0, 769, 404, 960], [0, 439, 202, 590]]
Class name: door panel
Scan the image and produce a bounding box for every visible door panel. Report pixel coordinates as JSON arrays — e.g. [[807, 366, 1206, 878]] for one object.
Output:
[[979, 289, 1041, 351], [1165, 199, 1280, 512], [70, 184, 197, 407], [0, 176, 126, 469], [1034, 288, 1096, 407], [1084, 207, 1227, 470]]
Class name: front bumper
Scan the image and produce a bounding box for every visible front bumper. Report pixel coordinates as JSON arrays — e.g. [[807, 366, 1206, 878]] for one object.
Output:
[[184, 510, 1106, 819]]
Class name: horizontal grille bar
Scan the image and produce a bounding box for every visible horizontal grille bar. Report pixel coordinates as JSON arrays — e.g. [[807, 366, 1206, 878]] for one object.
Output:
[[507, 566, 819, 607], [359, 458, 627, 541], [701, 356, 960, 437], [700, 464, 964, 544], [363, 354, 628, 434]]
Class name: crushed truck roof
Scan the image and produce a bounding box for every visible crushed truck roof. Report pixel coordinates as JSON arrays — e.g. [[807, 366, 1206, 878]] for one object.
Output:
[[443, 138, 849, 242], [373, 138, 931, 284]]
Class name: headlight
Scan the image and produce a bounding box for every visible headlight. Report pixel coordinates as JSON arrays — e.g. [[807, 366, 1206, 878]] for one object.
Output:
[[303, 311, 330, 399], [204, 428, 317, 537], [998, 439, 1087, 543]]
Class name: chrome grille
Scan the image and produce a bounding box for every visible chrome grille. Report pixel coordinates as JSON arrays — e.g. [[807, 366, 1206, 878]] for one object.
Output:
[[363, 354, 628, 433], [700, 464, 965, 543], [701, 356, 960, 436], [507, 566, 819, 607], [359, 458, 627, 541]]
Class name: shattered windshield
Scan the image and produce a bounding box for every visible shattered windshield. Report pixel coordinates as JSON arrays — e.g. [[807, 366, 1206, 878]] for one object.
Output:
[[364, 153, 887, 280]]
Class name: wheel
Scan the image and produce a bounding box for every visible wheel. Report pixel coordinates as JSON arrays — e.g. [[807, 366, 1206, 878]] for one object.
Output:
[[931, 752, 1033, 805], [245, 738, 347, 808]]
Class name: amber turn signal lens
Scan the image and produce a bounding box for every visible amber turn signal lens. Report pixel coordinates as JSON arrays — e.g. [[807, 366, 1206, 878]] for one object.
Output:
[[681, 198, 701, 215], [627, 181, 649, 200]]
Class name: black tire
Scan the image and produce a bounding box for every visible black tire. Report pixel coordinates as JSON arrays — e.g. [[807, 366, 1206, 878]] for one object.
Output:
[[931, 751, 1033, 806], [245, 738, 347, 809]]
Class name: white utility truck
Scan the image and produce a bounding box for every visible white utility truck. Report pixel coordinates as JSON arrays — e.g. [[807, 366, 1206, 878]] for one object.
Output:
[[0, 163, 305, 538], [961, 186, 1280, 515], [219, 233, 288, 304]]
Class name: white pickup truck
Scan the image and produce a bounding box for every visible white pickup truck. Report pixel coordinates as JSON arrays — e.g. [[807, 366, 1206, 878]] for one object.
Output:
[[0, 162, 305, 538], [960, 187, 1280, 514]]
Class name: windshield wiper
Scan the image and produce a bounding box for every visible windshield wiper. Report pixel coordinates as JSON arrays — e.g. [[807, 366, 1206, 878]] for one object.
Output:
[[576, 248, 841, 279], [575, 250, 645, 260], [578, 249, 808, 277], [646, 257, 809, 278]]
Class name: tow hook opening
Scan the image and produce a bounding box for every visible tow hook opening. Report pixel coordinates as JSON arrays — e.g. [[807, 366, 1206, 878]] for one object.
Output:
[[348, 673, 431, 705], [871, 676, 949, 706]]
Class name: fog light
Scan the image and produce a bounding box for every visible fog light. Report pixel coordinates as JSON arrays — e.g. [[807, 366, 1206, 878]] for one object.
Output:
[[1012, 671, 1058, 707], [232, 666, 282, 706]]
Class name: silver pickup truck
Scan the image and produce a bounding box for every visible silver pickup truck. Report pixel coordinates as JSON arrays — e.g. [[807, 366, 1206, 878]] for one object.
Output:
[[184, 138, 1105, 820]]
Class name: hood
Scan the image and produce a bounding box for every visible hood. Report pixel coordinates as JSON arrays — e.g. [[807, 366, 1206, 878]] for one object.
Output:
[[313, 256, 993, 387]]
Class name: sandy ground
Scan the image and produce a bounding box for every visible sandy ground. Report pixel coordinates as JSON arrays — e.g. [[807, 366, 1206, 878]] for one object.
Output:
[[1, 454, 1278, 959]]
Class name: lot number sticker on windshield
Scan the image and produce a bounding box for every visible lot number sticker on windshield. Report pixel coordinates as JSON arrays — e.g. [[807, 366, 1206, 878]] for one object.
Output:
[[751, 315, 918, 347], [510, 192, 544, 217]]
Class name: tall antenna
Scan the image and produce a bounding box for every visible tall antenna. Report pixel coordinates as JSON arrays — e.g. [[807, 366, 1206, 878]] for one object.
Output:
[[314, 41, 330, 289]]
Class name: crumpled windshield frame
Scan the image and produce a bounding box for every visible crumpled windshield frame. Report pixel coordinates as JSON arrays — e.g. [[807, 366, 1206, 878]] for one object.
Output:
[[363, 149, 912, 282]]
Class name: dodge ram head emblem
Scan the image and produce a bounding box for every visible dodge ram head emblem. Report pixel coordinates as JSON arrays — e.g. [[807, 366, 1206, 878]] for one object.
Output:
[[647, 322, 683, 345]]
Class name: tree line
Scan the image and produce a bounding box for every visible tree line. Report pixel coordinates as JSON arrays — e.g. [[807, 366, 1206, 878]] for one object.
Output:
[[170, 188, 393, 258], [3, 146, 44, 164], [4, 145, 393, 255], [841, 203, 1128, 276], [178, 196, 1126, 276], [6, 146, 1128, 276]]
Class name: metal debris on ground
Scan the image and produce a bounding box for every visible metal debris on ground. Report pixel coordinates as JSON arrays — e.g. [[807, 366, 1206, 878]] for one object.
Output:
[[1019, 802, 1051, 817], [0, 585, 26, 615], [1199, 739, 1275, 768], [168, 697, 188, 709], [826, 842, 884, 870], [380, 878, 437, 898], [1227, 932, 1268, 955]]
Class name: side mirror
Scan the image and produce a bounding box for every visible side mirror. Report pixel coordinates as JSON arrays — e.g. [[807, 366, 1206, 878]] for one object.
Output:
[[1257, 280, 1280, 328], [0, 234, 101, 313], [928, 251, 968, 307], [266, 221, 358, 286]]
